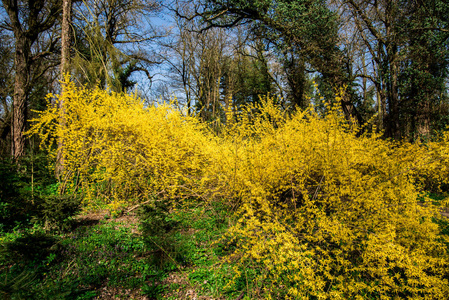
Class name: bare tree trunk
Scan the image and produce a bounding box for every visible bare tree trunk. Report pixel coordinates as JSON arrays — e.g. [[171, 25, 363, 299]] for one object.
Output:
[[11, 36, 31, 160], [57, 0, 72, 179], [387, 48, 400, 139], [416, 100, 430, 138], [61, 0, 72, 76]]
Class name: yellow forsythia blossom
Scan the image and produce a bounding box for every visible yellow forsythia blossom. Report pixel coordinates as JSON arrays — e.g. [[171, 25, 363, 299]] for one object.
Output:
[[28, 79, 449, 298]]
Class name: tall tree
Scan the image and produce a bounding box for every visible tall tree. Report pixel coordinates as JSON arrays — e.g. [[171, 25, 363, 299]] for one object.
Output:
[[160, 1, 232, 121], [1, 0, 62, 159], [0, 28, 14, 155], [398, 0, 449, 138], [341, 0, 449, 138], [61, 0, 71, 76], [221, 34, 278, 109], [163, 2, 279, 122], [72, 0, 162, 92], [56, 0, 72, 178], [180, 0, 363, 123]]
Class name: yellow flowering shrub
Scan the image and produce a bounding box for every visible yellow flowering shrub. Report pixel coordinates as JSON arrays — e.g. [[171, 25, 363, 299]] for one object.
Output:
[[28, 79, 449, 298], [213, 100, 449, 299], [28, 78, 217, 210]]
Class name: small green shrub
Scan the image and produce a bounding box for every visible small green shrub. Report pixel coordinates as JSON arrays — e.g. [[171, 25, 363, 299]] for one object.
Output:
[[4, 231, 59, 263], [139, 200, 189, 269], [0, 158, 35, 230], [0, 269, 38, 300], [34, 194, 81, 231], [141, 282, 165, 299]]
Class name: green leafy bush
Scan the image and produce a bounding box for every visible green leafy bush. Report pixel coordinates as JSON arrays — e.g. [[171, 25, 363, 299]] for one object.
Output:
[[4, 231, 59, 263]]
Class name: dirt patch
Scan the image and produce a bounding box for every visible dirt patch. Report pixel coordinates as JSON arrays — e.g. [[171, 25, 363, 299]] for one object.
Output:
[[111, 214, 141, 235], [93, 285, 149, 300], [156, 272, 224, 300], [73, 210, 142, 234], [74, 210, 108, 222]]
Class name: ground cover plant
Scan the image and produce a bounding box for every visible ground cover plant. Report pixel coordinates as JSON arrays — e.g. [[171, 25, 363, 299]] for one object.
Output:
[[10, 79, 449, 299], [0, 172, 243, 300]]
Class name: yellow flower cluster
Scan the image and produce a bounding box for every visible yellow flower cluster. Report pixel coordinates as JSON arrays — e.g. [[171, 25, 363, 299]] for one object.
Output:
[[214, 99, 449, 299], [28, 79, 449, 298], [28, 78, 216, 211]]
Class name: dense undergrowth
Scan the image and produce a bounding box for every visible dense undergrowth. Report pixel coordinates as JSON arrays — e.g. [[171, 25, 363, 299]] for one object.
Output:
[[2, 79, 449, 299], [0, 200, 234, 299]]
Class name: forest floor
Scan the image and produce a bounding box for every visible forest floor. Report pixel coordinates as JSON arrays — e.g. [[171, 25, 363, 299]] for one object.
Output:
[[0, 202, 239, 300], [72, 210, 207, 300]]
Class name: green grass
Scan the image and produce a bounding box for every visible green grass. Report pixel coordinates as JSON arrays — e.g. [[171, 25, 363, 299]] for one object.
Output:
[[0, 201, 242, 300], [1, 218, 155, 299], [139, 202, 242, 300]]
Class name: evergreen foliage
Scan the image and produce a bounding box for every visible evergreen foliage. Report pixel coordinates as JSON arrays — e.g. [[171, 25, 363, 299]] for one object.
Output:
[[0, 155, 81, 232]]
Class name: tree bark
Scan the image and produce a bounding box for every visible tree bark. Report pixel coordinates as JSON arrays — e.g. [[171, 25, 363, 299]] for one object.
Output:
[[3, 0, 62, 160], [11, 35, 31, 159], [61, 0, 72, 77], [57, 0, 72, 179]]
